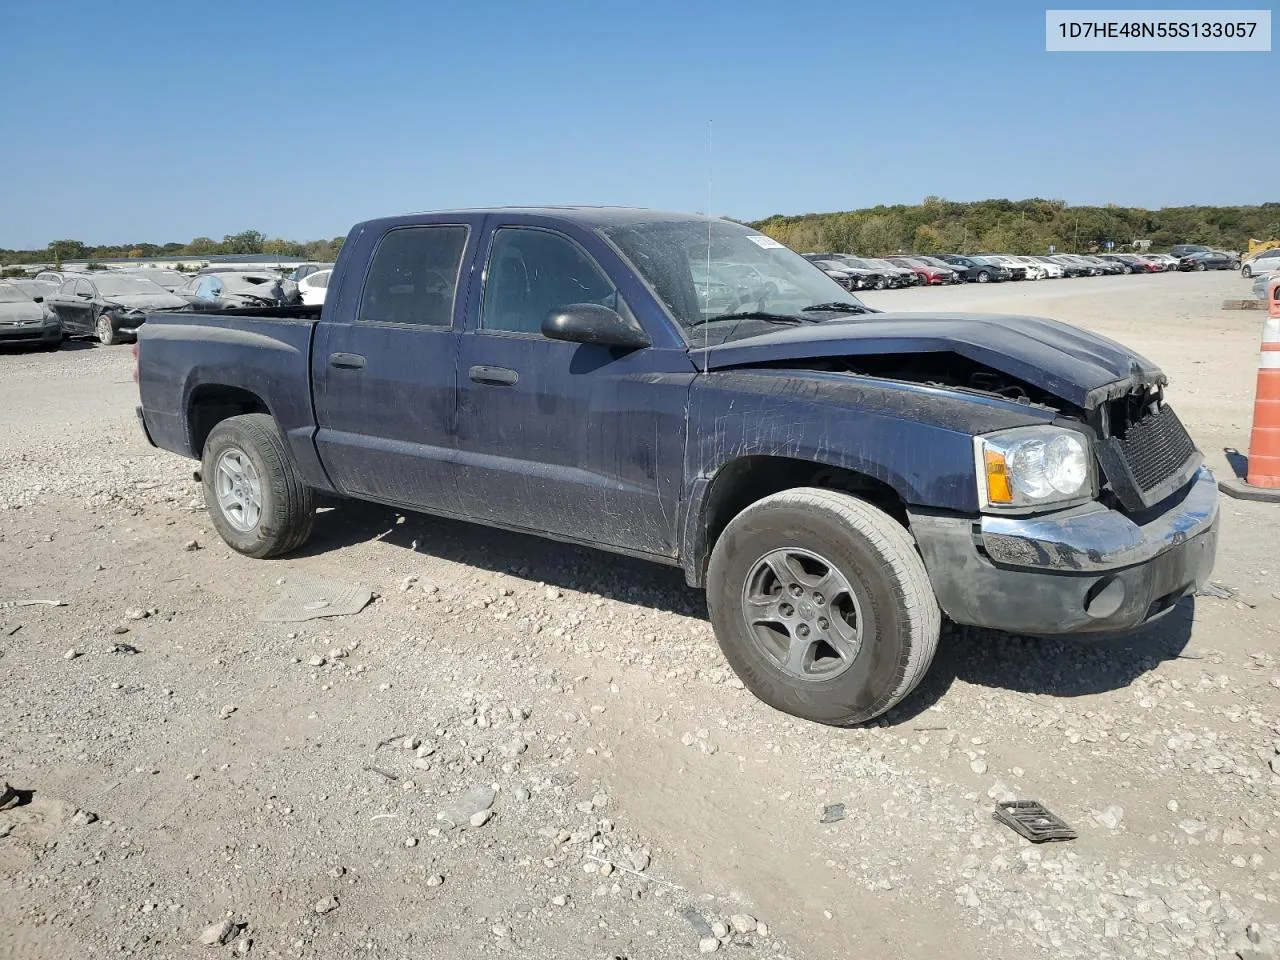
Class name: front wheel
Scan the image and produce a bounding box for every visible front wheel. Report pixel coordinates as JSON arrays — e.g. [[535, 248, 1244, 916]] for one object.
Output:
[[1195, 262, 1206, 272], [1242, 265, 1253, 278], [976, 270, 990, 283], [96, 313, 119, 346], [202, 413, 316, 558], [706, 488, 941, 726]]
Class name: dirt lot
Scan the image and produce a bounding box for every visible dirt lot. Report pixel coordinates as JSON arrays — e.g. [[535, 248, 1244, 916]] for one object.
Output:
[[2, 271, 1277, 960]]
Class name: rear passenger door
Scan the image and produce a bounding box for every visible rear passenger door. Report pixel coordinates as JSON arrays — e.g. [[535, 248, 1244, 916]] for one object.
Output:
[[311, 221, 477, 516]]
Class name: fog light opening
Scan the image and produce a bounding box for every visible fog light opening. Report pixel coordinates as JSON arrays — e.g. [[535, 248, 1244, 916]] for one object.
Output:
[[1084, 576, 1125, 620]]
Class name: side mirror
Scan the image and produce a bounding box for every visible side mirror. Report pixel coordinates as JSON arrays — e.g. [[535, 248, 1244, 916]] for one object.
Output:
[[542, 303, 650, 350]]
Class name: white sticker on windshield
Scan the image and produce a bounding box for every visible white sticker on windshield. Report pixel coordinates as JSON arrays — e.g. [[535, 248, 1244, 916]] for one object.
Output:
[[745, 234, 784, 249]]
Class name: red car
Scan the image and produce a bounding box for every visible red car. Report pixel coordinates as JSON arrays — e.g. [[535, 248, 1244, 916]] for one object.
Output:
[[885, 256, 958, 285]]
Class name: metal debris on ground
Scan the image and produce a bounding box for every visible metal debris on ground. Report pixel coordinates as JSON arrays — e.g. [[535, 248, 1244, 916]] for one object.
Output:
[[258, 578, 373, 623], [993, 800, 1078, 843], [821, 803, 846, 824], [0, 781, 19, 812], [0, 599, 66, 609], [1196, 581, 1255, 607], [111, 643, 141, 655]]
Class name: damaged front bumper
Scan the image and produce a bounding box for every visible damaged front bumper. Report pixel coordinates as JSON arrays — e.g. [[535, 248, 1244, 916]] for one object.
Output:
[[909, 466, 1219, 634]]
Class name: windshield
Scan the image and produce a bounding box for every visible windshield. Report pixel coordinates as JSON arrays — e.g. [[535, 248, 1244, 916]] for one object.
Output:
[[0, 285, 32, 303], [599, 218, 866, 342], [93, 276, 169, 297]]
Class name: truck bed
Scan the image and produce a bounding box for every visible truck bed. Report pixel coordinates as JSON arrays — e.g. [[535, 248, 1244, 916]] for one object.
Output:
[[137, 309, 326, 487]]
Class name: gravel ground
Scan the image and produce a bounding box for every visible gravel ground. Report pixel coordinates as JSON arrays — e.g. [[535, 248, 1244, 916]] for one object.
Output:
[[1, 271, 1277, 960]]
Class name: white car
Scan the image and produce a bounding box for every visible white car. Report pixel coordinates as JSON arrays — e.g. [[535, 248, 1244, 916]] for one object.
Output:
[[988, 255, 1042, 279], [1015, 255, 1061, 279], [1242, 248, 1280, 278], [298, 269, 332, 306]]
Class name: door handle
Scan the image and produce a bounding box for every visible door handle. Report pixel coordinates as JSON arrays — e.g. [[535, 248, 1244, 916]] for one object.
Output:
[[468, 364, 518, 386], [329, 352, 366, 370]]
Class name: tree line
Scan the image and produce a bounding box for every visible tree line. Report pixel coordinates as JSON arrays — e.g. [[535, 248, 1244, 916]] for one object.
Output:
[[0, 230, 346, 267], [750, 198, 1280, 257]]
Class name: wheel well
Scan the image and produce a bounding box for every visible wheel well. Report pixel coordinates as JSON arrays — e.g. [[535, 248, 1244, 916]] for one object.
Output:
[[188, 386, 270, 456], [689, 456, 907, 587]]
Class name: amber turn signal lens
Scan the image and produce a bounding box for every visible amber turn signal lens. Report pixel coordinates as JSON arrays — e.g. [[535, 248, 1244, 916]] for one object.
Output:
[[984, 448, 1014, 504]]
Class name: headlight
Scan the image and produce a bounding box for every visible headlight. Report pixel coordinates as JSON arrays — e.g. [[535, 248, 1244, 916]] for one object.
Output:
[[974, 426, 1095, 510]]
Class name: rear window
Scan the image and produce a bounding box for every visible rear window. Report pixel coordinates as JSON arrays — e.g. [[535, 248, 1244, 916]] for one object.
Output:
[[358, 226, 468, 327]]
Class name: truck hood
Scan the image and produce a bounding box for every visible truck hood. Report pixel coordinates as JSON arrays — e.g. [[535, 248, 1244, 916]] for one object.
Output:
[[691, 312, 1166, 409]]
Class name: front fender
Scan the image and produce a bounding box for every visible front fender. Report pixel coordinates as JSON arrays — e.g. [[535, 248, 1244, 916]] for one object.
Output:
[[678, 369, 1055, 583]]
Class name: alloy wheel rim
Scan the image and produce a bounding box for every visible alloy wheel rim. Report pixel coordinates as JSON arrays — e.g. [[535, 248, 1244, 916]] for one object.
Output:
[[740, 547, 864, 681], [214, 447, 263, 532]]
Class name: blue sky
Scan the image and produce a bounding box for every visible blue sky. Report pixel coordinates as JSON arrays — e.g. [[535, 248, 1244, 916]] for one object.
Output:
[[0, 0, 1274, 248]]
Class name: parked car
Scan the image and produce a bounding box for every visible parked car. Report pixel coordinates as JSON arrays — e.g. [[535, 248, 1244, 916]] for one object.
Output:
[[1034, 255, 1084, 278], [936, 254, 1009, 282], [1179, 250, 1237, 271], [3, 278, 60, 301], [824, 256, 908, 289], [290, 262, 334, 282], [33, 270, 78, 285], [1253, 272, 1278, 300], [885, 256, 961, 284], [118, 269, 192, 293], [1100, 255, 1150, 274], [298, 269, 333, 306], [47, 274, 188, 344], [1051, 255, 1102, 277], [180, 271, 298, 309], [1081, 255, 1124, 276], [1242, 248, 1280, 278], [913, 256, 968, 282], [801, 254, 882, 291], [0, 281, 62, 350], [1145, 254, 1180, 271], [1014, 255, 1062, 279], [135, 207, 1219, 728], [981, 255, 1034, 280], [1171, 244, 1211, 258]]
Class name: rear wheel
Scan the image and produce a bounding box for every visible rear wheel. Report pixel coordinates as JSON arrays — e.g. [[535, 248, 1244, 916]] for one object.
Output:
[[706, 488, 940, 726], [96, 313, 118, 346], [201, 413, 315, 558]]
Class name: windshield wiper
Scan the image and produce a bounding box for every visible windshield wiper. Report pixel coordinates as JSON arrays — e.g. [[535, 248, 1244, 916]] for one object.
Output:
[[687, 310, 812, 328], [800, 302, 875, 314]]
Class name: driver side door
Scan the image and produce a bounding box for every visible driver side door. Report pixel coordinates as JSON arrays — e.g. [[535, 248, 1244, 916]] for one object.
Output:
[[454, 222, 693, 557]]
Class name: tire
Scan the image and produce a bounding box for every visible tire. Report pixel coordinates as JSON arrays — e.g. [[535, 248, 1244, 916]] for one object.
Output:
[[874, 278, 886, 290], [976, 270, 990, 283], [1242, 265, 1253, 278], [706, 488, 941, 726], [1195, 262, 1206, 272], [201, 413, 315, 558], [96, 313, 119, 346]]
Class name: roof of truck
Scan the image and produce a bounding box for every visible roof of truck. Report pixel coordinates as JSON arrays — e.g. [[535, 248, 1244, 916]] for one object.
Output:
[[357, 207, 719, 228]]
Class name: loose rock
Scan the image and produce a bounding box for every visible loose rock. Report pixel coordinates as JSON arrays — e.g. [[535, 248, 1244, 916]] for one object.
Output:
[[314, 897, 339, 915], [198, 920, 235, 947]]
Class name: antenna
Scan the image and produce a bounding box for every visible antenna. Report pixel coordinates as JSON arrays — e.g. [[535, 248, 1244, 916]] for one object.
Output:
[[703, 119, 712, 375]]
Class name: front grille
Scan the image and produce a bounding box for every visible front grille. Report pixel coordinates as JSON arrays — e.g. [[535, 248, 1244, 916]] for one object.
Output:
[[1096, 397, 1201, 511]]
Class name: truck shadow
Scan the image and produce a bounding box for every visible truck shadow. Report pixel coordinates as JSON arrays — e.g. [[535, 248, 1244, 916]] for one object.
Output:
[[299, 500, 1198, 720], [886, 601, 1197, 725], [299, 499, 706, 619]]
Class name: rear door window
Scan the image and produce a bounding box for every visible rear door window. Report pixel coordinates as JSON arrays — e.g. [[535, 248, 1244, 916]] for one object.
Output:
[[357, 225, 469, 327]]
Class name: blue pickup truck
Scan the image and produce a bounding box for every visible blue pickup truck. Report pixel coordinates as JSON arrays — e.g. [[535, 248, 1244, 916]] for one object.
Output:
[[135, 208, 1219, 725]]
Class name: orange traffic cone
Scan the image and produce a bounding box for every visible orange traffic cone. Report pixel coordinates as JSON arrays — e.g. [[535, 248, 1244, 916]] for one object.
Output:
[[1220, 276, 1280, 502]]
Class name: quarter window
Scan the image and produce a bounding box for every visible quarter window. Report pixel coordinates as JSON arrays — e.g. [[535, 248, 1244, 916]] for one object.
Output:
[[357, 225, 468, 327], [480, 228, 617, 335]]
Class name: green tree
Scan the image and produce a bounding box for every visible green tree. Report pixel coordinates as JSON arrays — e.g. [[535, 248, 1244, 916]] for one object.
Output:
[[186, 237, 217, 255], [222, 230, 266, 255]]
